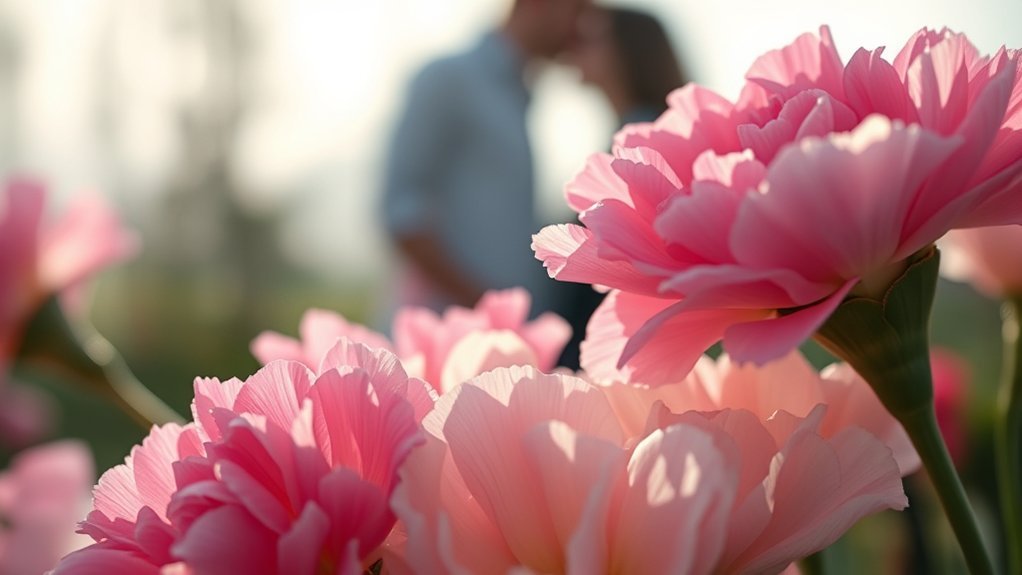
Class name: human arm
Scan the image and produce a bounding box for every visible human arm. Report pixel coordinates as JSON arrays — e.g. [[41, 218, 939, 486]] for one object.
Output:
[[393, 232, 483, 306], [382, 62, 484, 306]]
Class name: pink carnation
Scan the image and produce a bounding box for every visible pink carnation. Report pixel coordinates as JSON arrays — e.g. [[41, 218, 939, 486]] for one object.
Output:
[[252, 288, 571, 394], [393, 365, 908, 574], [55, 341, 426, 575], [533, 26, 1022, 385], [942, 224, 1022, 297], [598, 350, 920, 475], [0, 441, 94, 575], [0, 178, 138, 446], [0, 178, 138, 361]]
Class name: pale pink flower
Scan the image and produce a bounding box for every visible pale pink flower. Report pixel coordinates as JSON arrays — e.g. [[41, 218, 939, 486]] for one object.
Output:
[[0, 178, 138, 446], [250, 308, 395, 368], [599, 350, 920, 475], [533, 27, 1022, 385], [0, 380, 55, 450], [55, 341, 425, 575], [0, 440, 94, 575], [393, 365, 908, 574], [0, 178, 138, 360], [942, 225, 1022, 297], [252, 288, 571, 394]]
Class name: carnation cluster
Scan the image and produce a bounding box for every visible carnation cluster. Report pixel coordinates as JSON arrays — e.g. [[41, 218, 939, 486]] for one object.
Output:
[[43, 25, 1022, 574], [57, 289, 914, 574]]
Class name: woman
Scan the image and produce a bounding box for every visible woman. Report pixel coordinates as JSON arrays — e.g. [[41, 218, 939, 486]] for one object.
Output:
[[557, 6, 687, 369], [573, 7, 686, 125]]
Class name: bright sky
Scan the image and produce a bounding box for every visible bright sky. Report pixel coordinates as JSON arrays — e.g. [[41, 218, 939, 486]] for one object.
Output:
[[4, 0, 1021, 281]]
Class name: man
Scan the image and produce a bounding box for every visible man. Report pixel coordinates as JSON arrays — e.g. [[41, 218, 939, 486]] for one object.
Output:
[[382, 0, 590, 312]]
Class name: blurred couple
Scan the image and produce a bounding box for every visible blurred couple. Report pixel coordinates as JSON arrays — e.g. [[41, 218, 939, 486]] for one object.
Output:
[[381, 0, 685, 367]]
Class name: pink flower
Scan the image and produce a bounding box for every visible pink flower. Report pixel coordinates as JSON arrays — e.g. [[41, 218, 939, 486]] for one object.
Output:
[[0, 440, 94, 575], [393, 365, 908, 574], [533, 27, 1022, 385], [942, 224, 1022, 297], [55, 341, 426, 575], [930, 348, 970, 465], [0, 178, 138, 446], [0, 381, 56, 450], [598, 350, 920, 475], [252, 288, 571, 394], [250, 308, 395, 368], [0, 178, 138, 360]]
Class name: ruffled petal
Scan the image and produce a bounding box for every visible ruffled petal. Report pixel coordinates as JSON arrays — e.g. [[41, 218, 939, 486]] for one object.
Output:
[[589, 291, 768, 386], [533, 224, 664, 295]]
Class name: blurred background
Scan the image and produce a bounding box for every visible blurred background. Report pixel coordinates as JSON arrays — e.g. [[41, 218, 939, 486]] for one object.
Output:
[[2, 0, 1021, 572]]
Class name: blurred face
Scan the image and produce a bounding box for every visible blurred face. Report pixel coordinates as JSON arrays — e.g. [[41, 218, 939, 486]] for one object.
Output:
[[523, 0, 591, 58], [565, 9, 619, 91]]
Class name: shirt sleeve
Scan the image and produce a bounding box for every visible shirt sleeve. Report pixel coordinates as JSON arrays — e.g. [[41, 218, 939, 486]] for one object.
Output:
[[381, 60, 459, 237]]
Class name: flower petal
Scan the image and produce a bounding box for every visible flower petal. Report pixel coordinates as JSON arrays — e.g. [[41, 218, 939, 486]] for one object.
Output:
[[439, 330, 538, 394], [733, 116, 961, 284], [38, 193, 139, 292], [232, 361, 315, 433], [436, 368, 623, 571], [843, 47, 919, 124], [728, 423, 907, 573], [722, 278, 856, 365], [277, 502, 330, 575], [595, 291, 769, 386], [249, 332, 305, 366], [533, 224, 663, 295], [611, 423, 738, 574], [523, 420, 624, 572], [745, 26, 846, 102], [51, 547, 162, 575], [171, 505, 278, 575]]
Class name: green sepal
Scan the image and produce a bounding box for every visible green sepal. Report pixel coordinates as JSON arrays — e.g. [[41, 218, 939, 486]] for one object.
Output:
[[814, 247, 939, 418]]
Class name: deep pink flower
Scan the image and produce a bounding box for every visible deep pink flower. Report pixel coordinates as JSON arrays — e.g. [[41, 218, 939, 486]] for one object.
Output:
[[252, 288, 571, 394], [55, 341, 426, 575], [534, 27, 1022, 386], [0, 178, 138, 446], [0, 440, 94, 575], [393, 365, 908, 574], [929, 349, 970, 465], [942, 224, 1022, 297]]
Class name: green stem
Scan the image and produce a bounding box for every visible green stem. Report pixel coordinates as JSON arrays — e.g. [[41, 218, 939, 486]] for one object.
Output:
[[814, 249, 995, 574], [899, 405, 995, 575], [16, 296, 183, 429], [798, 550, 827, 575], [79, 327, 185, 429], [997, 298, 1022, 574]]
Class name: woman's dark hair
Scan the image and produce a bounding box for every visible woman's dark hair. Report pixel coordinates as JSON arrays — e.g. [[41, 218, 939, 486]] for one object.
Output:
[[608, 8, 686, 115]]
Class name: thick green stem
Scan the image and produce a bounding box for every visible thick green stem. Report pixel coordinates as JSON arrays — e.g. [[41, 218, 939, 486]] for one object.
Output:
[[998, 298, 1022, 574], [900, 405, 995, 575], [814, 248, 994, 574]]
